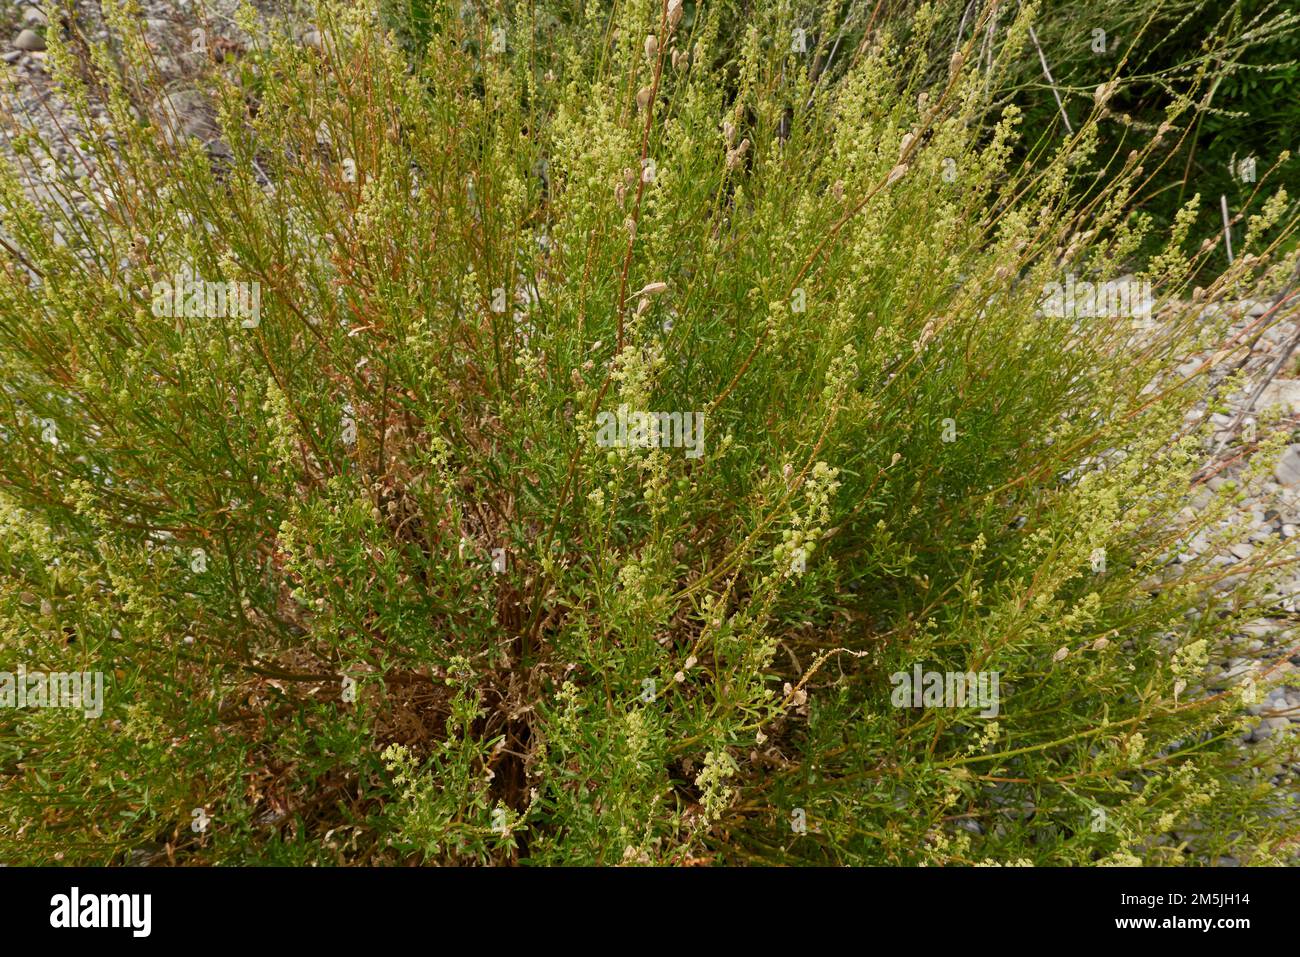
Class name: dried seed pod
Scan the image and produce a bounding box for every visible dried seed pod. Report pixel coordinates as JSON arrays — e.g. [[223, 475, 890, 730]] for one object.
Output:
[[913, 319, 936, 352], [667, 0, 683, 32], [636, 85, 653, 111], [645, 34, 658, 62], [886, 163, 908, 185], [726, 137, 750, 170]]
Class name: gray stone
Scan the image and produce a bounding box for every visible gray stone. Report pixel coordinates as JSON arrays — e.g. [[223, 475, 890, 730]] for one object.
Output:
[[1214, 574, 1246, 593], [150, 89, 229, 156], [1220, 660, 1255, 684], [152, 56, 181, 81], [21, 7, 46, 28], [12, 29, 44, 52], [1276, 445, 1300, 487], [1259, 379, 1300, 415]]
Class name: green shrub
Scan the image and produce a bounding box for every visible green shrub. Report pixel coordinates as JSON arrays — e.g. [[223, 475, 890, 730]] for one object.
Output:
[[0, 0, 1297, 865], [987, 0, 1300, 275], [539, 0, 1300, 276]]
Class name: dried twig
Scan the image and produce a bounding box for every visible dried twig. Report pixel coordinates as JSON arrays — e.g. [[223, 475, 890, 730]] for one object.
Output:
[[1220, 194, 1235, 264], [1027, 25, 1073, 135], [1210, 261, 1300, 458]]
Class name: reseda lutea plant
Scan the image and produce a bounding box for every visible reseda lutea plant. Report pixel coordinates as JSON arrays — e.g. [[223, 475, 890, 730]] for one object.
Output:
[[0, 0, 1297, 865]]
